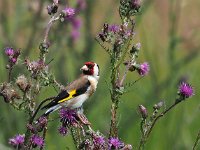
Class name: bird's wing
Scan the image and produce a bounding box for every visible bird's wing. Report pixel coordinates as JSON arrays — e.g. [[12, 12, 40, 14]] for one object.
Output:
[[41, 76, 90, 110]]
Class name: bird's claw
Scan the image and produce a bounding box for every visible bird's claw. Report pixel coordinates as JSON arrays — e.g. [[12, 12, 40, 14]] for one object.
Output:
[[77, 113, 91, 125]]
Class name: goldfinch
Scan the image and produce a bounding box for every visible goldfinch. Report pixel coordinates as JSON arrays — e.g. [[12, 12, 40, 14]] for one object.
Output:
[[41, 61, 100, 116]]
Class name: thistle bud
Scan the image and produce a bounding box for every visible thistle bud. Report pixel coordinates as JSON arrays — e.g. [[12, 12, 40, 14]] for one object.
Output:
[[61, 7, 75, 19], [0, 83, 20, 103], [153, 101, 164, 110], [16, 75, 31, 92], [47, 3, 58, 15], [138, 105, 148, 119], [122, 144, 132, 150], [131, 0, 141, 10], [35, 116, 48, 132], [39, 42, 49, 53], [27, 124, 36, 133]]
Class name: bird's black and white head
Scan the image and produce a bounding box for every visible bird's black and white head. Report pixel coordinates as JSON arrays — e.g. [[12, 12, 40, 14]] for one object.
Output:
[[81, 62, 100, 79]]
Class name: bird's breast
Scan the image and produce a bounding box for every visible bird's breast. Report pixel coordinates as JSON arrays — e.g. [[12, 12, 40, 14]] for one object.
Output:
[[66, 94, 89, 109], [87, 76, 98, 96]]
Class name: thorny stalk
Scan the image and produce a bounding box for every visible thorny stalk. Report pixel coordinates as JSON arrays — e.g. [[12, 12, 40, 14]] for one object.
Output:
[[193, 130, 200, 150], [119, 65, 129, 87], [109, 56, 119, 138], [70, 127, 80, 149], [138, 99, 183, 149], [43, 15, 60, 44], [40, 116, 49, 150], [8, 66, 13, 82], [146, 99, 182, 138], [40, 15, 60, 61]]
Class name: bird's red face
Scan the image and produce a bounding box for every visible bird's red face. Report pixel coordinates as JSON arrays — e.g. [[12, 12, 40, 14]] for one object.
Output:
[[81, 62, 99, 76]]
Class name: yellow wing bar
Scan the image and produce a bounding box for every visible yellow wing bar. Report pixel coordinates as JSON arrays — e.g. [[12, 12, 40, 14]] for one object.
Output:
[[58, 89, 76, 103]]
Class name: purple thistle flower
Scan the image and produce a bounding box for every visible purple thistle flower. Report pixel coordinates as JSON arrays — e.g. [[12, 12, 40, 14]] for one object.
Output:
[[137, 62, 150, 76], [5, 47, 14, 56], [58, 126, 68, 136], [59, 108, 77, 125], [27, 124, 36, 133], [11, 57, 17, 64], [108, 137, 124, 149], [93, 135, 105, 147], [36, 116, 48, 132], [63, 7, 75, 18], [108, 24, 120, 33], [30, 134, 44, 148], [38, 116, 48, 127], [178, 82, 194, 98], [9, 134, 25, 147]]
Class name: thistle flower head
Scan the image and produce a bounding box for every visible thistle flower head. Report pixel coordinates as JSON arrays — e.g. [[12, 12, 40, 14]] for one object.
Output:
[[58, 126, 68, 136], [9, 134, 25, 147], [137, 62, 150, 76], [30, 134, 44, 148], [59, 108, 77, 125], [25, 59, 47, 79], [93, 135, 105, 148], [108, 137, 124, 149], [35, 116, 48, 132], [26, 124, 36, 133], [5, 47, 14, 56], [11, 58, 17, 63], [4, 47, 20, 65], [62, 7, 75, 18], [178, 82, 194, 98], [108, 24, 120, 33]]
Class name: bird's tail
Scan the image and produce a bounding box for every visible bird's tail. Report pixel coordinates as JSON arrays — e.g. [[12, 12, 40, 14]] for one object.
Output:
[[35, 105, 61, 124], [42, 104, 62, 116]]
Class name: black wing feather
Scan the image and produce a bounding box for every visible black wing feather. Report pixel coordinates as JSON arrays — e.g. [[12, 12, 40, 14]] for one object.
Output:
[[41, 90, 69, 110]]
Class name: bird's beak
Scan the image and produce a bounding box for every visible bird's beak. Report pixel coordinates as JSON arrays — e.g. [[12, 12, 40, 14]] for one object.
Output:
[[80, 65, 88, 71]]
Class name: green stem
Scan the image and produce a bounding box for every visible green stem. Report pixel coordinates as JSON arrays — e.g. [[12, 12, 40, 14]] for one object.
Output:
[[8, 66, 13, 82], [109, 54, 120, 137], [109, 102, 119, 138], [70, 127, 79, 150], [146, 99, 182, 138], [193, 130, 200, 150], [40, 116, 49, 150], [138, 99, 182, 149]]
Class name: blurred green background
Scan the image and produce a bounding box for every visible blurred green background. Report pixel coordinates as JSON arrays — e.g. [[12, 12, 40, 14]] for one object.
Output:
[[0, 0, 200, 149]]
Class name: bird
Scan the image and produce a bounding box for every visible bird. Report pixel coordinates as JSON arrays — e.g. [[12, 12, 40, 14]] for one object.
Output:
[[40, 61, 100, 121]]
